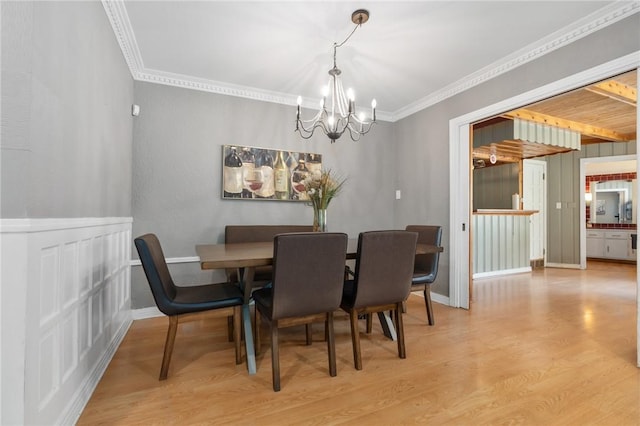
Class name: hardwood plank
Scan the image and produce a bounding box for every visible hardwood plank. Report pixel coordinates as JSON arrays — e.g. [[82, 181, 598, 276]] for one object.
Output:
[[77, 262, 639, 425]]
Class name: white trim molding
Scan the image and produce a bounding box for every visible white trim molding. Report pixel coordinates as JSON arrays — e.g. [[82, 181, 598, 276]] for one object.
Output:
[[130, 255, 199, 267], [101, 1, 638, 123], [132, 306, 163, 320], [544, 263, 582, 270], [473, 267, 532, 280], [1, 217, 132, 425]]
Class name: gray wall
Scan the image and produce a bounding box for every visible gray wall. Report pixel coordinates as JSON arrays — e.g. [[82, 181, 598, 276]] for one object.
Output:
[[473, 163, 519, 210], [546, 141, 637, 265], [1, 1, 134, 218], [393, 13, 639, 297], [131, 82, 395, 307]]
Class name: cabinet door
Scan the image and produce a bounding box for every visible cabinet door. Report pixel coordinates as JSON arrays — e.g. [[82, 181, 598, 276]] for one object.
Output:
[[586, 237, 604, 258], [606, 238, 629, 259]]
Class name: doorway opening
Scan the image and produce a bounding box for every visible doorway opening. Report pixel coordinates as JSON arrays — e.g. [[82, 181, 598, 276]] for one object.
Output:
[[448, 53, 638, 310]]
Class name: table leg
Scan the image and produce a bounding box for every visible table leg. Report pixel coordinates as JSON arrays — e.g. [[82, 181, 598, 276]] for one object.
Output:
[[241, 267, 257, 375], [242, 304, 256, 374], [378, 311, 397, 341]]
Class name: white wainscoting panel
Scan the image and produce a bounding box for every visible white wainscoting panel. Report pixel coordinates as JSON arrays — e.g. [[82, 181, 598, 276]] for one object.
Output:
[[1, 218, 132, 425]]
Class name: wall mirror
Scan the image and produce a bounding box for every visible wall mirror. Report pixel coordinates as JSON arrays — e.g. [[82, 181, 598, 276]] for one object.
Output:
[[590, 179, 637, 224]]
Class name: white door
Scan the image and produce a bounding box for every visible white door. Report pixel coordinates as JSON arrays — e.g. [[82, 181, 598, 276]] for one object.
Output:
[[523, 159, 547, 262]]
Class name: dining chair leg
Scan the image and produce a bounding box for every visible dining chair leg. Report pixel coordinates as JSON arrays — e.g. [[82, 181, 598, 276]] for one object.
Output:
[[227, 316, 234, 342], [233, 306, 242, 365], [424, 286, 435, 326], [401, 300, 407, 314], [306, 323, 313, 345], [349, 310, 363, 370], [326, 312, 337, 377], [160, 315, 179, 380], [395, 303, 406, 359], [365, 313, 373, 334], [270, 324, 281, 392]]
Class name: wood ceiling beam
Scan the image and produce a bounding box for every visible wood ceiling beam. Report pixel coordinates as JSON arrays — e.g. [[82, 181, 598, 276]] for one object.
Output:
[[502, 109, 633, 142], [585, 80, 637, 107], [472, 151, 520, 163]]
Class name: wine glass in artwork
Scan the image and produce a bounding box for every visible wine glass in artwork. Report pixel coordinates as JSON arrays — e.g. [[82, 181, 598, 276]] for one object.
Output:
[[291, 158, 310, 200]]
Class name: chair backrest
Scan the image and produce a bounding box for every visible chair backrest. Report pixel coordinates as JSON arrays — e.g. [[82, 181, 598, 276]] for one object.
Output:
[[225, 225, 313, 244], [351, 230, 418, 309], [405, 225, 442, 277], [270, 232, 348, 320], [134, 233, 178, 315]]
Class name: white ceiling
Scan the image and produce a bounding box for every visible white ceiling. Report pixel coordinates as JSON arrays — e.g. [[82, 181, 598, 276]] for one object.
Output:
[[104, 1, 638, 121]]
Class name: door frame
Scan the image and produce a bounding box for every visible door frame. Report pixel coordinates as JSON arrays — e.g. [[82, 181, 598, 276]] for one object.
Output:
[[579, 154, 637, 268], [448, 52, 639, 310]]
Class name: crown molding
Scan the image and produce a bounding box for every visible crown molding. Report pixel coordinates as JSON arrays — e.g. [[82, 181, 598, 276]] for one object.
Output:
[[391, 1, 640, 122], [102, 0, 144, 77], [103, 0, 638, 124]]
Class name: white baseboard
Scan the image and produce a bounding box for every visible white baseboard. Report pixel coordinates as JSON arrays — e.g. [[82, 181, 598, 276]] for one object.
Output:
[[410, 291, 450, 307], [61, 316, 132, 425], [132, 306, 164, 320], [545, 263, 581, 269], [473, 267, 532, 279]]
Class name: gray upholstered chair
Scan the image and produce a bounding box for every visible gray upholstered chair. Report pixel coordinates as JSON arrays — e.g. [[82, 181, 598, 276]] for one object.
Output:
[[134, 233, 244, 380], [405, 225, 442, 325], [341, 230, 417, 370], [252, 232, 348, 391], [224, 225, 314, 350]]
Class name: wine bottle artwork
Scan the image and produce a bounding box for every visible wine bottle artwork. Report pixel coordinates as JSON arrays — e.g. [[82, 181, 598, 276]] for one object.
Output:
[[274, 151, 290, 200], [223, 146, 243, 198], [221, 145, 322, 201], [291, 157, 310, 200], [253, 149, 275, 199], [240, 147, 256, 198]]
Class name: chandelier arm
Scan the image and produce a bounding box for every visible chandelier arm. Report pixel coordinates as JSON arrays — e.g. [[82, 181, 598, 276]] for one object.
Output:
[[298, 110, 324, 125], [345, 126, 363, 142]]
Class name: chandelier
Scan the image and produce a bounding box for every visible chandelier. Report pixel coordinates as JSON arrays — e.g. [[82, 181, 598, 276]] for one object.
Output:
[[295, 9, 376, 143]]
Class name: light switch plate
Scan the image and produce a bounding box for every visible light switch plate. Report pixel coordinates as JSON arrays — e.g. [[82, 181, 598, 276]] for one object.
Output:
[[395, 190, 401, 200], [556, 202, 562, 209]]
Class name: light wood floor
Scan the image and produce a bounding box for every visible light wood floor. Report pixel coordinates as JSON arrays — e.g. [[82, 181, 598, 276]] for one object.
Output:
[[78, 262, 639, 425]]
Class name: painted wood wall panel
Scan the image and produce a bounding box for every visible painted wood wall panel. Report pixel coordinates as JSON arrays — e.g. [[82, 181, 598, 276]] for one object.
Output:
[[545, 140, 636, 265], [473, 214, 531, 275], [473, 163, 519, 209]]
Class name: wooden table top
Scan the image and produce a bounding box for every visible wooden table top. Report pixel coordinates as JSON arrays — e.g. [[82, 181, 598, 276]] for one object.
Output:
[[196, 239, 443, 270]]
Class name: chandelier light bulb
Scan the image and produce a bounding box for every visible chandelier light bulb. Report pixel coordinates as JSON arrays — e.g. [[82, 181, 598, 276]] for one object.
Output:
[[322, 86, 329, 97], [296, 96, 302, 106], [371, 99, 377, 109], [347, 88, 355, 101]]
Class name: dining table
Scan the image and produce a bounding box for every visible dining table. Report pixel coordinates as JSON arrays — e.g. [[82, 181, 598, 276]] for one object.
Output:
[[196, 238, 443, 375]]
